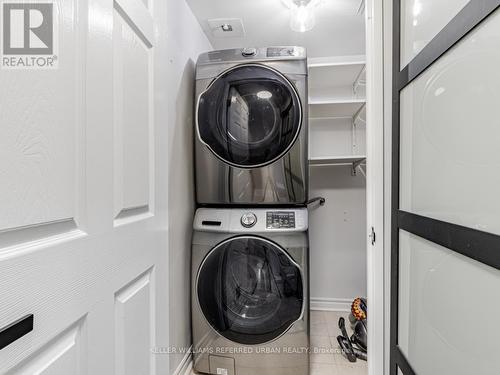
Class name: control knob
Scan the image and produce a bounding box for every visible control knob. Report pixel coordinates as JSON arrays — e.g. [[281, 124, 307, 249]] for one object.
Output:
[[242, 47, 257, 57], [241, 213, 257, 228]]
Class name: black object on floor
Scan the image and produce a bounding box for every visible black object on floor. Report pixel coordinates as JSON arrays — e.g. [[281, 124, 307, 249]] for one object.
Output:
[[351, 319, 367, 351], [338, 297, 369, 363], [337, 317, 357, 362], [337, 335, 357, 363]]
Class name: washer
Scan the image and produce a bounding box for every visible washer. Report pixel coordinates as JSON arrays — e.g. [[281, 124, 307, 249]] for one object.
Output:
[[195, 47, 309, 206], [192, 208, 309, 375]]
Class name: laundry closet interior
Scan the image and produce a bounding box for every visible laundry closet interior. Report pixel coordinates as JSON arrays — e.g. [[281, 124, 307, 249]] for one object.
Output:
[[185, 0, 370, 374]]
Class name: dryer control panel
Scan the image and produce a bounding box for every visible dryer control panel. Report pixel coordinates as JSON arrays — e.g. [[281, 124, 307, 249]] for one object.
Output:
[[194, 208, 308, 233]]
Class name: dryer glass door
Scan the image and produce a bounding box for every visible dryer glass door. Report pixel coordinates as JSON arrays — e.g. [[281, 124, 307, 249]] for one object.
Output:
[[197, 64, 302, 168], [197, 236, 303, 345]]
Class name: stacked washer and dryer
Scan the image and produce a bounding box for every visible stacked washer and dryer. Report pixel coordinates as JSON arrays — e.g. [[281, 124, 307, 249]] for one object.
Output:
[[192, 47, 310, 375]]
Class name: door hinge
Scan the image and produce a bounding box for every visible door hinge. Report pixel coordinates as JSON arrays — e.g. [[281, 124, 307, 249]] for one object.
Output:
[[370, 227, 376, 245]]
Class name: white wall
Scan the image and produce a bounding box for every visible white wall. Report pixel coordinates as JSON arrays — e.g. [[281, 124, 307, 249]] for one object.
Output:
[[166, 0, 212, 373], [309, 166, 367, 309]]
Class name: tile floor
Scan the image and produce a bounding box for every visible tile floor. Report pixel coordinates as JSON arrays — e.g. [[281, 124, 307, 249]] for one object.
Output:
[[190, 310, 367, 375], [309, 310, 367, 375]]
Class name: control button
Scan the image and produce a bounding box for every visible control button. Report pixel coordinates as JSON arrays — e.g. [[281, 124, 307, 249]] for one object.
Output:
[[242, 47, 257, 57], [241, 213, 257, 228]]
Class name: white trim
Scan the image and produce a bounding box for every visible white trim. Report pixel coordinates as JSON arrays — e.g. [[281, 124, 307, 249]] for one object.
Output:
[[173, 347, 193, 375], [308, 55, 366, 68], [310, 298, 352, 312], [366, 0, 386, 374], [382, 1, 394, 374]]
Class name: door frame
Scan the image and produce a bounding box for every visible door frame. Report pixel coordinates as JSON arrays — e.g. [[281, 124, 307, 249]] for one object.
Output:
[[365, 0, 386, 375], [390, 1, 500, 374]]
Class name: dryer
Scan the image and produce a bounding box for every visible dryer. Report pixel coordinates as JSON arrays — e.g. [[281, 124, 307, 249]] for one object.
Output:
[[195, 47, 309, 206], [191, 208, 309, 375]]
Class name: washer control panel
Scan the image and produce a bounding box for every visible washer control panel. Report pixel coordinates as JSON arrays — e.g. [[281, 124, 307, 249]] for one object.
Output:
[[241, 213, 257, 228], [266, 211, 295, 229], [194, 208, 308, 233]]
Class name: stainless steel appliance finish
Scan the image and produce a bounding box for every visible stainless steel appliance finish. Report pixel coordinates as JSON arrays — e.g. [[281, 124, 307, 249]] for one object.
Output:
[[195, 47, 309, 206], [192, 208, 310, 375]]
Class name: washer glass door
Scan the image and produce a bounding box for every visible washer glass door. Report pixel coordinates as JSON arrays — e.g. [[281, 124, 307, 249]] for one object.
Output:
[[197, 236, 303, 345], [197, 64, 302, 168]]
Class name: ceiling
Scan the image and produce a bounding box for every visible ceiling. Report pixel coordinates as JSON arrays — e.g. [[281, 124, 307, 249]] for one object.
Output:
[[185, 0, 366, 58]]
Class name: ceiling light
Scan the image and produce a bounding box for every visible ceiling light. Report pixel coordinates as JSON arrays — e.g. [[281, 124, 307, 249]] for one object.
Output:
[[282, 0, 321, 33]]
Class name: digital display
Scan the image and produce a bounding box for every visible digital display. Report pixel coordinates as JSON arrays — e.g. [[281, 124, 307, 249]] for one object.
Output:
[[267, 212, 296, 229], [266, 47, 296, 57]]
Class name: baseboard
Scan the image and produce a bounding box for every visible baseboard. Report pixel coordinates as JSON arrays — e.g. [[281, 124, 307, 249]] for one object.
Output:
[[173, 346, 193, 375], [310, 297, 352, 312]]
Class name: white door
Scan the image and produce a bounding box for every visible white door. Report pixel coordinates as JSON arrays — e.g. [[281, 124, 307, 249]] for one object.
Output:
[[391, 1, 500, 375], [0, 0, 168, 373]]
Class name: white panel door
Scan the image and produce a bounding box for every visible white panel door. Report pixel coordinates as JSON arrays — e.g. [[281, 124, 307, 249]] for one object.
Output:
[[0, 0, 168, 374]]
